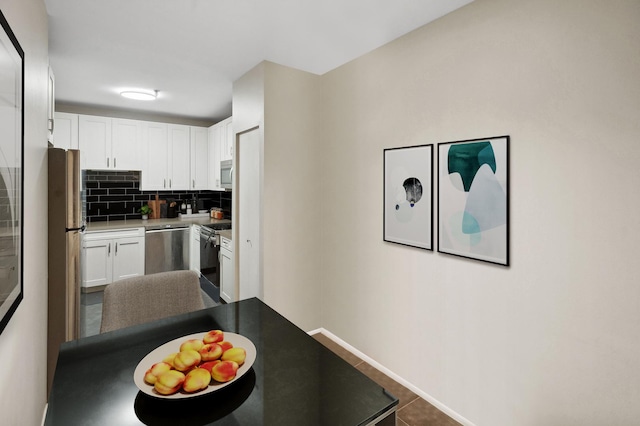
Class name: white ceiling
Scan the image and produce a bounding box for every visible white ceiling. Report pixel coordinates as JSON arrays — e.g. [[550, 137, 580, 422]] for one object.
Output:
[[45, 0, 473, 123]]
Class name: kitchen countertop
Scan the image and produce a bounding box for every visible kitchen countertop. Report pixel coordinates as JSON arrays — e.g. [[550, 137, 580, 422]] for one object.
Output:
[[217, 229, 232, 241], [85, 217, 232, 232]]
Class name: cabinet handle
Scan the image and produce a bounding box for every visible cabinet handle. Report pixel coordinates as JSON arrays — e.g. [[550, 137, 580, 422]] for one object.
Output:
[[193, 179, 195, 188], [114, 157, 117, 168], [164, 179, 166, 189], [108, 243, 111, 256], [107, 157, 110, 168], [169, 179, 172, 188], [115, 242, 118, 254]]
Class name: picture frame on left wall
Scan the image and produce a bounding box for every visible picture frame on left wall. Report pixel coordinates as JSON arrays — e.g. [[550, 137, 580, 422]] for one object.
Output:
[[383, 144, 433, 250], [0, 11, 25, 335]]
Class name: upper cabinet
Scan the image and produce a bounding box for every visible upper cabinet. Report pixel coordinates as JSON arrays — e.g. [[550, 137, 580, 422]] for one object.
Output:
[[51, 112, 78, 150], [78, 115, 141, 170], [208, 117, 232, 190], [190, 126, 209, 190], [140, 123, 191, 191], [220, 117, 233, 161]]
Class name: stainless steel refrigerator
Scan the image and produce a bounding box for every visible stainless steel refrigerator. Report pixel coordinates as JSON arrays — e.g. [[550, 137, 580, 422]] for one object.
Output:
[[47, 147, 84, 395]]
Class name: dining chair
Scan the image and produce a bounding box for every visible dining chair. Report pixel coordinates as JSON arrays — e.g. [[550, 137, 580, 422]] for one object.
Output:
[[100, 270, 205, 333]]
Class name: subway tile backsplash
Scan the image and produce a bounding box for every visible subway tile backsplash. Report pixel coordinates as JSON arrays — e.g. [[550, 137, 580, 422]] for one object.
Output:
[[83, 170, 231, 223]]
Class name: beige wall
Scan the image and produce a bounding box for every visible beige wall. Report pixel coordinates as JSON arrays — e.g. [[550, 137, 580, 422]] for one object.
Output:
[[233, 62, 323, 331], [319, 0, 640, 424], [263, 62, 323, 330], [0, 0, 50, 424]]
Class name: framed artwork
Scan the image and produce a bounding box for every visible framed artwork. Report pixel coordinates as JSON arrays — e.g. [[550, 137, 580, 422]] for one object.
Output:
[[437, 136, 509, 266], [383, 144, 433, 250], [0, 11, 24, 335]]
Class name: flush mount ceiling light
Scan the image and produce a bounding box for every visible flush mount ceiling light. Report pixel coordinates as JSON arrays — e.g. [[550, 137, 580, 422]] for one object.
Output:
[[120, 89, 158, 101]]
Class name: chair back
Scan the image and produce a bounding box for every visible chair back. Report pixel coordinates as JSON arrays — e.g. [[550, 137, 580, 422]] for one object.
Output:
[[100, 270, 205, 333]]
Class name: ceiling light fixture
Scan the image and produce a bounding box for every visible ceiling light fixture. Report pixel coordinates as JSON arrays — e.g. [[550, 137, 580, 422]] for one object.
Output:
[[120, 90, 158, 101]]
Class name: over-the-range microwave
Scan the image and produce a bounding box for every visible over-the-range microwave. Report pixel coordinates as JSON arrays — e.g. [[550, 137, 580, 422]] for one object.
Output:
[[220, 159, 232, 189]]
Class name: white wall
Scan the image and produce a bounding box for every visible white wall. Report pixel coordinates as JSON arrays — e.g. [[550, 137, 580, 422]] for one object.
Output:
[[0, 0, 50, 424], [319, 0, 640, 424]]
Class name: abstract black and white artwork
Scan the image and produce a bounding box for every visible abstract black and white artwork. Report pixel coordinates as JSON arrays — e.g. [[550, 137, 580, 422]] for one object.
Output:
[[437, 136, 509, 265], [383, 144, 433, 250], [0, 11, 24, 335]]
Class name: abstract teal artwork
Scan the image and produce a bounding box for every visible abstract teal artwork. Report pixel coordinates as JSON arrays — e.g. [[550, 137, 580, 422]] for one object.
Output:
[[384, 144, 433, 250], [437, 136, 509, 265]]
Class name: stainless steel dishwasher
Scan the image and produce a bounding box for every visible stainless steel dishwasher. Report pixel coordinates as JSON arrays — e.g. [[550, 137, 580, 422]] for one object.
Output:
[[144, 224, 190, 274]]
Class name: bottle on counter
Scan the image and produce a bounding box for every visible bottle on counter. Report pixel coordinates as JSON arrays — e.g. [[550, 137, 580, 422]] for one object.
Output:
[[181, 202, 186, 214], [186, 204, 192, 215]]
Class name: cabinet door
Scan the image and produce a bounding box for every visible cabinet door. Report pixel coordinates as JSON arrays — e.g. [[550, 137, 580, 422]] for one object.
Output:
[[220, 246, 233, 303], [79, 115, 111, 169], [141, 122, 169, 190], [168, 124, 190, 190], [208, 125, 222, 189], [190, 127, 209, 190], [53, 112, 79, 150], [220, 118, 233, 161], [112, 118, 142, 170], [82, 239, 113, 288], [112, 236, 145, 282]]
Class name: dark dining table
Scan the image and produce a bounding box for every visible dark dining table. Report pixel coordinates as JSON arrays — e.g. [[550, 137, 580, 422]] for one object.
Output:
[[45, 297, 398, 425]]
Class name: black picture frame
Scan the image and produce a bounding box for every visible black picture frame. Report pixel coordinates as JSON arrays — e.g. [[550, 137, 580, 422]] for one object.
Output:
[[383, 144, 433, 250], [0, 10, 25, 335], [437, 136, 509, 266]]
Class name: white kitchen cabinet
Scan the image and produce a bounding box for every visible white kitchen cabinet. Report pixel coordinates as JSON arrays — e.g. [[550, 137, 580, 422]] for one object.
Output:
[[190, 225, 200, 274], [169, 124, 191, 189], [220, 236, 234, 303], [52, 112, 79, 150], [190, 126, 209, 190], [208, 124, 222, 190], [141, 123, 191, 190], [111, 118, 142, 170], [81, 228, 145, 289], [207, 117, 232, 190], [220, 117, 233, 161], [78, 115, 142, 170]]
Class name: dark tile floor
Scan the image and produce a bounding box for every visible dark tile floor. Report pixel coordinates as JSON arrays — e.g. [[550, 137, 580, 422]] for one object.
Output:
[[312, 333, 460, 426]]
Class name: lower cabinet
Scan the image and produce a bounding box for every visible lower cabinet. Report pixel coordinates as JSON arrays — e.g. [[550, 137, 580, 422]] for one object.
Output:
[[220, 236, 234, 303], [82, 228, 145, 289]]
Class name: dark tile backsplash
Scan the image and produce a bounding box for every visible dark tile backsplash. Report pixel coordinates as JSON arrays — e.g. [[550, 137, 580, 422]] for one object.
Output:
[[83, 170, 232, 223]]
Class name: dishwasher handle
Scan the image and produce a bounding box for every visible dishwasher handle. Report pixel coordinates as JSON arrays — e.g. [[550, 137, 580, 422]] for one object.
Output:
[[145, 227, 189, 233]]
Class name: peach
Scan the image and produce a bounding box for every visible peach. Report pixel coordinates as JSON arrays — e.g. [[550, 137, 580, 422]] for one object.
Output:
[[221, 347, 246, 366], [203, 329, 224, 344], [218, 341, 233, 352], [199, 360, 220, 374], [180, 339, 204, 352], [183, 368, 211, 393], [143, 362, 172, 385], [173, 349, 202, 372], [154, 370, 185, 395], [199, 343, 223, 361], [162, 352, 178, 368], [210, 360, 239, 383]]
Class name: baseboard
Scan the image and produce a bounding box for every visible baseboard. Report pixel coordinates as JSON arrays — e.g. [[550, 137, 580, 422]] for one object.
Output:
[[308, 328, 475, 426], [41, 403, 48, 426]]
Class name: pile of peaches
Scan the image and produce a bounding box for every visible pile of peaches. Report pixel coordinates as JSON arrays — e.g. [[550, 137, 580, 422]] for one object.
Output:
[[143, 329, 247, 395]]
